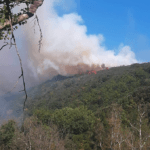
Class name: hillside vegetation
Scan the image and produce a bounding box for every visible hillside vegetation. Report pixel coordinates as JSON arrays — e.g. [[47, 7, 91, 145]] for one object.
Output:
[[1, 63, 150, 149]]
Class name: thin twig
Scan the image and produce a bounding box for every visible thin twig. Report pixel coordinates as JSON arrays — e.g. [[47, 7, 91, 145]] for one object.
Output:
[[9, 35, 13, 49], [6, 79, 19, 94], [5, 74, 22, 94], [31, 16, 37, 33], [35, 14, 42, 52], [129, 122, 140, 132], [33, 18, 36, 33], [0, 42, 8, 50], [19, 90, 24, 92]]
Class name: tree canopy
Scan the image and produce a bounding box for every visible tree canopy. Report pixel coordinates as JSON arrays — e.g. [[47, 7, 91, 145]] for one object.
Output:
[[0, 0, 44, 34]]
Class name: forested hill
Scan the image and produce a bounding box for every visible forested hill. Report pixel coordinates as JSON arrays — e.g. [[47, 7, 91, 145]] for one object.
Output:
[[24, 62, 150, 116], [1, 62, 150, 149]]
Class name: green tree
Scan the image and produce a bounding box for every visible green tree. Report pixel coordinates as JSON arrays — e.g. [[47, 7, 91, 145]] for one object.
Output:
[[52, 107, 96, 149], [52, 107, 95, 135], [0, 120, 16, 147]]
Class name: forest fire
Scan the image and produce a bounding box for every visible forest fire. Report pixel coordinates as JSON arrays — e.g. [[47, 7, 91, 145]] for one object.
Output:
[[87, 70, 97, 75], [64, 63, 108, 75]]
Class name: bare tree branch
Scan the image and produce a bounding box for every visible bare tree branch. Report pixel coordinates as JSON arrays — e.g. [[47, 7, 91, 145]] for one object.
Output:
[[10, 23, 28, 111], [5, 0, 27, 111], [5, 73, 22, 95], [0, 41, 8, 50], [35, 14, 42, 52], [1, 0, 43, 112], [129, 122, 140, 133]]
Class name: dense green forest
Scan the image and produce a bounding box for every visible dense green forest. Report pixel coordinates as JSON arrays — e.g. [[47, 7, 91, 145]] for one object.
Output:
[[1, 63, 150, 149]]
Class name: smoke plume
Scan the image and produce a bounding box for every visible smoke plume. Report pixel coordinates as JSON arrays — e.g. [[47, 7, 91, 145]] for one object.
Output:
[[24, 0, 138, 76], [0, 0, 138, 95]]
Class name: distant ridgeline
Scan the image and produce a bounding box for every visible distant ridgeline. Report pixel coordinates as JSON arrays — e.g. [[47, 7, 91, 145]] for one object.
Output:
[[1, 62, 150, 149]]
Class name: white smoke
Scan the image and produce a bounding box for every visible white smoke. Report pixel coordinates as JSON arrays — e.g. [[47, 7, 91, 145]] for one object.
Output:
[[0, 0, 138, 95], [24, 0, 138, 75]]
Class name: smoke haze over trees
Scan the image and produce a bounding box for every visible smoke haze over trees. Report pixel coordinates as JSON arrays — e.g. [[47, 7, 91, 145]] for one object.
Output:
[[0, 0, 139, 95], [1, 1, 150, 149], [1, 62, 150, 149]]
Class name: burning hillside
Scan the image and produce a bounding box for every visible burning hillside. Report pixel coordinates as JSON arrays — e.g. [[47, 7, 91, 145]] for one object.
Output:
[[22, 1, 138, 85], [64, 63, 108, 75], [64, 63, 101, 75], [0, 0, 138, 95], [37, 61, 108, 79]]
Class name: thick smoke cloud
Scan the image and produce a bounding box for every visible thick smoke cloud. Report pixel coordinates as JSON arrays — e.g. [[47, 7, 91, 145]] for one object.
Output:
[[24, 0, 138, 76], [0, 0, 138, 95]]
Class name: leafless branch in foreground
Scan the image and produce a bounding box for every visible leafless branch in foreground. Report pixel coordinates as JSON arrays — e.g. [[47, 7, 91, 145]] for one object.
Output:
[[0, 41, 9, 51], [35, 14, 42, 52], [5, 0, 27, 111]]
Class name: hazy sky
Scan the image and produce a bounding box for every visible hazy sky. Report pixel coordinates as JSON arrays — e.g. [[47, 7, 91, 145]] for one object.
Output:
[[0, 0, 149, 95]]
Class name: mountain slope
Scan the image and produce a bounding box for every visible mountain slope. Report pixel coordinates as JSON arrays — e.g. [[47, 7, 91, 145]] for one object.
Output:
[[2, 62, 150, 120], [1, 62, 150, 149], [21, 63, 150, 117]]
